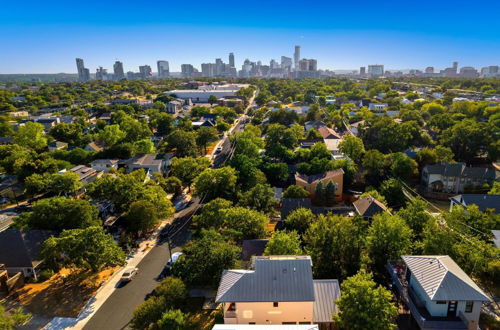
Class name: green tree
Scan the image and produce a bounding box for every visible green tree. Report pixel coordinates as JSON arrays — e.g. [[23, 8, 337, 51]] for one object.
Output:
[[208, 94, 218, 105], [133, 139, 156, 154], [157, 309, 185, 330], [14, 121, 47, 151], [362, 149, 386, 185], [42, 226, 125, 272], [154, 112, 174, 136], [17, 197, 100, 230], [125, 200, 159, 234], [388, 152, 418, 182], [0, 304, 31, 330], [285, 208, 316, 235], [339, 135, 365, 163], [172, 230, 240, 286], [282, 185, 309, 198], [380, 178, 406, 207], [193, 166, 237, 200], [167, 129, 197, 157], [193, 198, 233, 230], [366, 213, 413, 277], [24, 173, 51, 195], [170, 157, 211, 188], [305, 215, 363, 280], [334, 271, 398, 330], [239, 183, 275, 213], [264, 231, 302, 255], [153, 277, 187, 308], [441, 119, 491, 161], [49, 123, 84, 145], [96, 124, 126, 147], [489, 181, 500, 194], [396, 199, 433, 238], [130, 296, 167, 330], [325, 181, 337, 206], [49, 172, 82, 196], [306, 128, 322, 140], [314, 181, 325, 205], [196, 126, 218, 154], [222, 207, 268, 240], [163, 176, 183, 195], [262, 162, 289, 185]]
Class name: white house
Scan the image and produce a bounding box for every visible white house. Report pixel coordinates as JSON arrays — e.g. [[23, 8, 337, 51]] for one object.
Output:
[[368, 103, 388, 111], [388, 255, 490, 330], [215, 256, 339, 329], [90, 159, 119, 173]]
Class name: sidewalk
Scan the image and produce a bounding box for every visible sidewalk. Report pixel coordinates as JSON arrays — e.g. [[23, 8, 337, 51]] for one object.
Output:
[[43, 216, 174, 330]]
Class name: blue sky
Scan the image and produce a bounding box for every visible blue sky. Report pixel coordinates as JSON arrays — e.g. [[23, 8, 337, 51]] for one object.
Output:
[[1, 0, 499, 73]]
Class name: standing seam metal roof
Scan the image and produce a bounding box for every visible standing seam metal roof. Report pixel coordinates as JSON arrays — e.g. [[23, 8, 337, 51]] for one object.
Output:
[[402, 256, 490, 302]]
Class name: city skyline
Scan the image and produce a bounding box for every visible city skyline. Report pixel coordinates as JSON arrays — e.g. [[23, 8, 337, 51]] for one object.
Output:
[[1, 0, 499, 74]]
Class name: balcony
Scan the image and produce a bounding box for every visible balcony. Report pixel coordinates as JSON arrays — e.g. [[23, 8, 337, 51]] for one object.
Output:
[[387, 261, 468, 330]]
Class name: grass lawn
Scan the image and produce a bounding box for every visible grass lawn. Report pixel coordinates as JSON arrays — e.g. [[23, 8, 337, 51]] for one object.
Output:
[[7, 267, 117, 317], [184, 297, 222, 330]]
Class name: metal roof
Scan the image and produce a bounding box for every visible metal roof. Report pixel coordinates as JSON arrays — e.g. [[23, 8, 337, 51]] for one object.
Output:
[[402, 256, 490, 302], [450, 194, 500, 214], [216, 257, 315, 303], [313, 280, 340, 323]]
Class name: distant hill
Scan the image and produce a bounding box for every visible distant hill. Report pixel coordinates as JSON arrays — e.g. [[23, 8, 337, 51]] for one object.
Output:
[[0, 73, 78, 83]]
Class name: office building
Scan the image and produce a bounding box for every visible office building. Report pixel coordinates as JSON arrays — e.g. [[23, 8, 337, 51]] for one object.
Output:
[[76, 58, 90, 82], [181, 64, 195, 78], [441, 61, 459, 77], [425, 66, 434, 74], [459, 66, 479, 78], [294, 45, 301, 71], [139, 65, 152, 79], [359, 66, 366, 76], [480, 66, 499, 77], [281, 56, 292, 72], [229, 53, 235, 68], [368, 65, 384, 77], [157, 60, 169, 78], [113, 61, 125, 80], [297, 59, 318, 78], [201, 63, 216, 77], [95, 66, 108, 81]]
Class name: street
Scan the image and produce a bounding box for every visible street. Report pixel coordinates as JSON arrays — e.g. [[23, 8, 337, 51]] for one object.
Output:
[[82, 199, 199, 330]]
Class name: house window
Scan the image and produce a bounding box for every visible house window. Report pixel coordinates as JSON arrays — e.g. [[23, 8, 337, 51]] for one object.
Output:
[[273, 302, 279, 307], [436, 301, 447, 304], [465, 301, 474, 313]]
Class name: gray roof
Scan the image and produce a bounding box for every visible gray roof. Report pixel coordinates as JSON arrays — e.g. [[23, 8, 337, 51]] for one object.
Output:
[[450, 194, 500, 214], [0, 230, 54, 268], [424, 163, 498, 180], [403, 256, 490, 302], [216, 256, 315, 303], [353, 196, 388, 217], [281, 198, 312, 219], [313, 280, 340, 322]]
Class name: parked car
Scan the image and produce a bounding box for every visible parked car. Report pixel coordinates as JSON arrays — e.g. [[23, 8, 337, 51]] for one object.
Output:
[[120, 267, 139, 282], [166, 252, 183, 269], [215, 146, 223, 154]]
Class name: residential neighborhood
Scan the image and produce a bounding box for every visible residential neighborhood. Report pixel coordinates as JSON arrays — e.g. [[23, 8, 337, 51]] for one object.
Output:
[[0, 74, 498, 330]]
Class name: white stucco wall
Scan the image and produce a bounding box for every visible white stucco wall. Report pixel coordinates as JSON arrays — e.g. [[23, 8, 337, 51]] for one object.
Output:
[[223, 301, 314, 325]]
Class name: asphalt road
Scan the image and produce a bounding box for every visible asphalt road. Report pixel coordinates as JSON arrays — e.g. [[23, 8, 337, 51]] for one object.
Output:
[[83, 199, 199, 330]]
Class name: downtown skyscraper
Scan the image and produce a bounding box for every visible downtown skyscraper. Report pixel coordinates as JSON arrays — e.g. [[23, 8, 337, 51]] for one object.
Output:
[[113, 61, 125, 80], [157, 60, 169, 78], [75, 58, 90, 82]]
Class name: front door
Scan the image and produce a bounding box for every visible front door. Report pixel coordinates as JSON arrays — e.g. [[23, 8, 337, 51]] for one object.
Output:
[[447, 301, 457, 317]]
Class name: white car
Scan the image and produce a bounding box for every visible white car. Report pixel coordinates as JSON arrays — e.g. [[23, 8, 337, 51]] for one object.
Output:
[[120, 267, 139, 282], [166, 252, 183, 269], [215, 147, 223, 153]]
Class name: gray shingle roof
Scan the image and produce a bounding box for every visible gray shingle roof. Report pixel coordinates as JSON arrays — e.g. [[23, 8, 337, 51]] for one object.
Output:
[[450, 194, 500, 214], [0, 230, 54, 268], [313, 280, 340, 322], [216, 257, 315, 303], [353, 196, 388, 217], [403, 256, 490, 302], [424, 163, 498, 180]]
